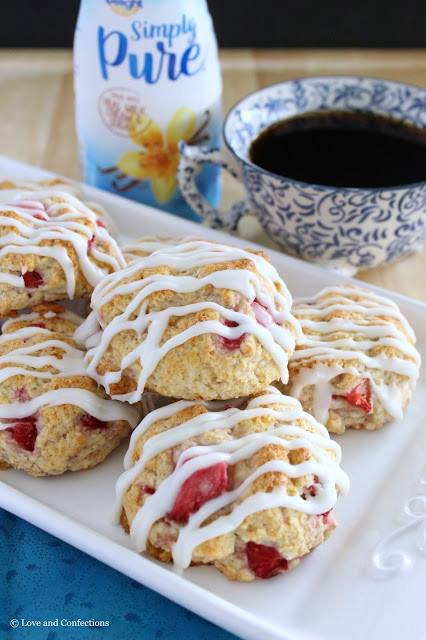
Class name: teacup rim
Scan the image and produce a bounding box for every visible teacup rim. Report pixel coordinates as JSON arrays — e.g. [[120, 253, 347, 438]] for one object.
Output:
[[223, 74, 426, 194]]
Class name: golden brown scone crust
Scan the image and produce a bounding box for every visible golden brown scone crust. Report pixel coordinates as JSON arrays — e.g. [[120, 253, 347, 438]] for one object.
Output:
[[0, 178, 77, 192], [0, 182, 124, 316], [0, 305, 134, 476], [121, 391, 341, 581], [281, 285, 419, 433], [2, 303, 80, 337], [90, 249, 299, 401], [121, 236, 200, 263]]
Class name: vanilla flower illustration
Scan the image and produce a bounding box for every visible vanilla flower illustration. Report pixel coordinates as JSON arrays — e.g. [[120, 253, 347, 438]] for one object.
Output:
[[117, 107, 197, 203]]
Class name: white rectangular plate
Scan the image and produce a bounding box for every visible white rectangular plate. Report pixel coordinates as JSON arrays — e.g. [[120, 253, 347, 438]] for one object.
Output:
[[1, 155, 426, 640]]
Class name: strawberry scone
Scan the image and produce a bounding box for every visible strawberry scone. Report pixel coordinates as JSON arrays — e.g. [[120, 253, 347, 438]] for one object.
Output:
[[122, 235, 199, 264], [77, 239, 302, 402], [280, 285, 420, 434], [0, 181, 126, 316], [115, 387, 349, 581], [0, 304, 139, 476], [0, 177, 81, 199]]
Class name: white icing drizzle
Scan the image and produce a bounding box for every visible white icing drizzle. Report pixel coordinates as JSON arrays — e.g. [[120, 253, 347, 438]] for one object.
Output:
[[84, 200, 120, 238], [73, 309, 101, 348], [0, 332, 88, 381], [288, 285, 421, 422], [122, 235, 199, 264], [83, 240, 302, 402], [0, 313, 139, 430], [1, 308, 85, 331], [0, 389, 138, 427], [0, 188, 126, 297], [115, 388, 349, 569], [0, 180, 81, 200]]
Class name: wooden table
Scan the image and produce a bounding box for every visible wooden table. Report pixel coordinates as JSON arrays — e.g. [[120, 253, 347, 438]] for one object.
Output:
[[0, 48, 425, 300]]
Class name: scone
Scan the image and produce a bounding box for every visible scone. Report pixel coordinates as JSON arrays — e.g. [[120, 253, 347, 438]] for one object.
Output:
[[77, 239, 302, 402], [0, 181, 126, 316], [122, 235, 199, 264], [0, 304, 139, 476], [115, 387, 349, 581], [280, 284, 420, 434], [0, 177, 81, 199]]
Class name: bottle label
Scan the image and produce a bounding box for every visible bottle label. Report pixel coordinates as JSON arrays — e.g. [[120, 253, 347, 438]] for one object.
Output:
[[74, 0, 222, 221], [97, 16, 204, 84]]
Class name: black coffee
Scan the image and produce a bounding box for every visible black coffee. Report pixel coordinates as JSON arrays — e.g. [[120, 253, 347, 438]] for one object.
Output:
[[249, 111, 426, 188]]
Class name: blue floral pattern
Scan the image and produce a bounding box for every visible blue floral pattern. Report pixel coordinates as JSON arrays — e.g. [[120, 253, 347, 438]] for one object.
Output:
[[242, 166, 426, 269], [177, 76, 426, 274], [222, 76, 426, 272]]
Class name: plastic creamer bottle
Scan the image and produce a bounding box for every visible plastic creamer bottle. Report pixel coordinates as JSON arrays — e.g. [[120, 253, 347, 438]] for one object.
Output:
[[74, 0, 222, 221]]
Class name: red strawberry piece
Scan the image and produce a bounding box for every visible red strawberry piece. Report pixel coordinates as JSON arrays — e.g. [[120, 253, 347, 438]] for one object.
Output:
[[219, 319, 246, 351], [13, 387, 30, 402], [321, 509, 332, 519], [29, 323, 46, 329], [246, 541, 289, 579], [9, 418, 38, 452], [142, 484, 156, 495], [167, 461, 229, 524], [88, 235, 96, 250], [333, 378, 372, 414], [302, 483, 317, 500], [80, 414, 109, 430], [11, 199, 48, 220], [13, 199, 45, 210], [22, 271, 44, 288], [96, 218, 106, 229], [251, 300, 276, 328]]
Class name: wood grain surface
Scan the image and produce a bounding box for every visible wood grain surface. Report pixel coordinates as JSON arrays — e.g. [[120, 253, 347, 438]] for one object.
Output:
[[0, 48, 425, 300]]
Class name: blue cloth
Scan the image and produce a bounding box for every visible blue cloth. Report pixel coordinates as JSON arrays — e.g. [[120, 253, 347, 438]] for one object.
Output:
[[0, 509, 238, 640]]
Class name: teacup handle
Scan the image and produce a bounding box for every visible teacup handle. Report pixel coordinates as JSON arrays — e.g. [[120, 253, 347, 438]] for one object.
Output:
[[177, 141, 253, 231]]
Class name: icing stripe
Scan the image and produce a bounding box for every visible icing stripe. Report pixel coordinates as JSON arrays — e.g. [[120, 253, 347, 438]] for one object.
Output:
[[0, 188, 125, 298], [0, 388, 139, 425], [116, 388, 349, 569], [288, 285, 421, 423], [0, 315, 139, 430], [83, 240, 302, 401], [122, 236, 200, 263]]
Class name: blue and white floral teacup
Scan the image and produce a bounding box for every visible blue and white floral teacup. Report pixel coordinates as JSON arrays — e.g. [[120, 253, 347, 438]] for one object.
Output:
[[177, 76, 426, 274]]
